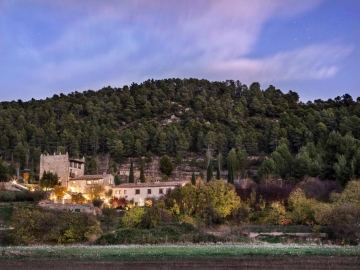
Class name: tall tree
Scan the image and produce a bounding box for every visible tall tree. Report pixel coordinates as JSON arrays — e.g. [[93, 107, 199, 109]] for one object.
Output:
[[140, 159, 145, 183], [129, 160, 134, 183]]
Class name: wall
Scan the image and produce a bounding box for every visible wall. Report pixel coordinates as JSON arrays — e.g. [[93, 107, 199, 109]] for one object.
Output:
[[40, 153, 70, 187]]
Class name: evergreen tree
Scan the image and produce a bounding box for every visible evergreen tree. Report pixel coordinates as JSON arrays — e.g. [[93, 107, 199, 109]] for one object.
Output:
[[140, 159, 145, 183], [206, 162, 213, 182], [228, 163, 234, 184], [159, 155, 173, 176], [129, 160, 134, 183], [114, 175, 120, 186], [191, 172, 196, 185]]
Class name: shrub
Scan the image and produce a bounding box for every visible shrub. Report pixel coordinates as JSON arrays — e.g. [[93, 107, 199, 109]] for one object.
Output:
[[298, 178, 341, 201]]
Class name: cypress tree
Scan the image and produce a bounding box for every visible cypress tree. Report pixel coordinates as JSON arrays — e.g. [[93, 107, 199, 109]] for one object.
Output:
[[191, 172, 196, 185], [140, 159, 145, 183], [216, 166, 221, 180], [206, 163, 213, 182], [228, 163, 234, 184], [129, 160, 134, 183]]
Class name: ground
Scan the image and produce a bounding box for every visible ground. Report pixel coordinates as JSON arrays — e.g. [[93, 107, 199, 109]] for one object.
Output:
[[1, 257, 360, 270]]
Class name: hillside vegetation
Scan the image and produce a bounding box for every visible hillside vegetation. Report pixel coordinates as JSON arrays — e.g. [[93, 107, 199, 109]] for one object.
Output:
[[0, 78, 359, 185]]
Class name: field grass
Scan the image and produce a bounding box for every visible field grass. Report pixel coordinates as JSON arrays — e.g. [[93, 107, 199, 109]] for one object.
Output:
[[1, 244, 360, 262]]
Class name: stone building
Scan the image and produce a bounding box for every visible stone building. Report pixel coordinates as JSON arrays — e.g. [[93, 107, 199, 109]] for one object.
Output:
[[40, 153, 113, 192], [107, 180, 188, 206], [68, 173, 114, 193]]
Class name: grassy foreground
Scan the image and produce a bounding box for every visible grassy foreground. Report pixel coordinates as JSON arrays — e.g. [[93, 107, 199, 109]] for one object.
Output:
[[1, 244, 360, 261]]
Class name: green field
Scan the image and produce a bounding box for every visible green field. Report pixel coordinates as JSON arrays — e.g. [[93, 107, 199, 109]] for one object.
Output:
[[1, 244, 360, 261]]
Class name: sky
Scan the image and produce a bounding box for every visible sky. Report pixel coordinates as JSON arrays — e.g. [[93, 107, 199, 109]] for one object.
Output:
[[0, 0, 359, 102]]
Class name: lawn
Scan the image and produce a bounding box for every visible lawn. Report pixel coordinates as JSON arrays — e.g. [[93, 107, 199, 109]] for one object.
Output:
[[1, 244, 360, 261]]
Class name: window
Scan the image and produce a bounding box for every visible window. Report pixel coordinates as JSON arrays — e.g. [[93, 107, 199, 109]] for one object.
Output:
[[124, 190, 127, 194], [135, 189, 140, 195], [147, 189, 152, 195], [70, 162, 73, 167], [78, 163, 81, 169], [166, 188, 172, 194], [93, 180, 99, 184], [86, 180, 92, 185], [159, 188, 164, 194], [115, 191, 118, 194]]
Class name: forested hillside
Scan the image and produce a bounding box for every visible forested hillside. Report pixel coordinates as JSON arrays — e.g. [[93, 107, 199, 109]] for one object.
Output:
[[0, 78, 360, 185]]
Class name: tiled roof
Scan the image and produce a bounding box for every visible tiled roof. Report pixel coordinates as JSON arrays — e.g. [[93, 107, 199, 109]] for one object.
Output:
[[111, 181, 188, 188], [71, 174, 112, 180]]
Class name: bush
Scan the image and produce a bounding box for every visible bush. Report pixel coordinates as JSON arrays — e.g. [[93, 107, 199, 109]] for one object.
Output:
[[298, 178, 341, 201], [9, 207, 102, 245]]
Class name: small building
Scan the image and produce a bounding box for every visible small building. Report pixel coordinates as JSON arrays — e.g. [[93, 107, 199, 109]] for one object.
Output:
[[107, 180, 188, 206], [68, 173, 114, 193]]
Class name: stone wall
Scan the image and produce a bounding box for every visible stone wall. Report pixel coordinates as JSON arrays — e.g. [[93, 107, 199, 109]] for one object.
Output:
[[39, 153, 70, 187], [38, 200, 97, 215]]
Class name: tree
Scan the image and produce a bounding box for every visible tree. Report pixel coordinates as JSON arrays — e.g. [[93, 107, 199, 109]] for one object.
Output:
[[53, 186, 68, 200], [227, 162, 234, 184], [0, 158, 8, 181], [39, 171, 59, 190], [71, 193, 86, 203], [114, 175, 120, 186], [85, 184, 105, 201], [216, 153, 222, 180], [206, 162, 213, 182], [140, 159, 145, 183], [159, 155, 173, 176], [129, 160, 134, 183], [191, 172, 196, 185]]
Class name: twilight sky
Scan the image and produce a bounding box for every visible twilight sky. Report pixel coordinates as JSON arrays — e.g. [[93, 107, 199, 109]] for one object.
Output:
[[0, 0, 359, 102]]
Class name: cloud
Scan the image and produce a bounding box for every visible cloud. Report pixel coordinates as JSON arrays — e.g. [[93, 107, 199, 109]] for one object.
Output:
[[201, 44, 354, 84], [4, 0, 349, 101]]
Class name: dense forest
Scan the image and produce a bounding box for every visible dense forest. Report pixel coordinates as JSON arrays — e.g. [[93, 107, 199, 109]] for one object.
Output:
[[0, 78, 360, 185]]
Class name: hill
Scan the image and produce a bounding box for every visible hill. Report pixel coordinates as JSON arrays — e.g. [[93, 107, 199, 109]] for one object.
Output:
[[0, 78, 360, 184]]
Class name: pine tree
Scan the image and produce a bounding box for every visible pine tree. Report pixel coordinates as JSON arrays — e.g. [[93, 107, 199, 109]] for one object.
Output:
[[129, 160, 134, 183]]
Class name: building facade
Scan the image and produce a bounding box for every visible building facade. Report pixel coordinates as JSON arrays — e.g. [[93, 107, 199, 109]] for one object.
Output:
[[107, 180, 188, 206]]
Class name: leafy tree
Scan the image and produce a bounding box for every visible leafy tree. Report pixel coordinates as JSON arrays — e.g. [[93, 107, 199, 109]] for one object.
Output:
[[159, 155, 173, 176], [120, 207, 145, 228], [71, 193, 86, 203], [53, 186, 68, 200], [39, 171, 59, 190], [85, 184, 105, 200]]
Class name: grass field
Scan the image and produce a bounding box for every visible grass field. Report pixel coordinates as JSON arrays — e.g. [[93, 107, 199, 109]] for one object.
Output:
[[1, 244, 360, 269], [1, 244, 360, 261]]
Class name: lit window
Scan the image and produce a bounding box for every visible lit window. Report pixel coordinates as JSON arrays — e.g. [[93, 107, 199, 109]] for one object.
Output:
[[93, 180, 99, 184], [135, 189, 140, 195], [86, 180, 92, 185]]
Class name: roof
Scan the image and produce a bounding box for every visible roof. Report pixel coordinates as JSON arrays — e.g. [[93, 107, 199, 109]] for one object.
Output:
[[69, 158, 86, 163], [71, 174, 113, 180], [111, 181, 189, 188]]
